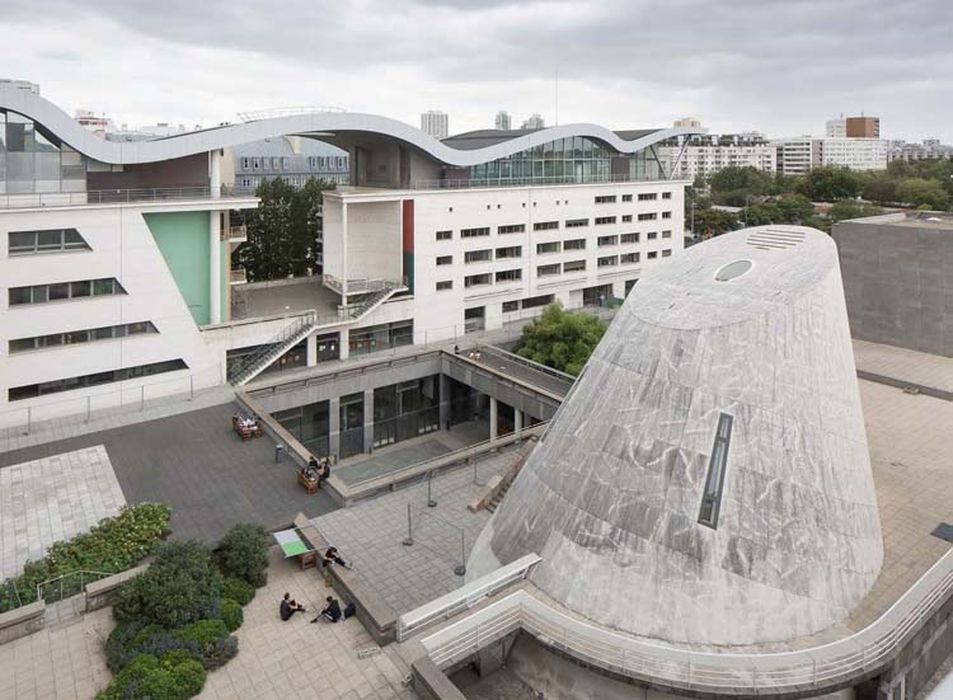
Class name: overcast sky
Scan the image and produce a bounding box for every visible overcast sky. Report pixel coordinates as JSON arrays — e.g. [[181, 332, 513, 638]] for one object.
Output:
[[1, 0, 951, 141]]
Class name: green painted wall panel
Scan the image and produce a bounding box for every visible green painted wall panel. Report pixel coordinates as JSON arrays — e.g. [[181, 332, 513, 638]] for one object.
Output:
[[144, 211, 211, 326]]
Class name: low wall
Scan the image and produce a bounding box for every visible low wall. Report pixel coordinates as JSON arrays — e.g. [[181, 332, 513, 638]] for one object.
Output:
[[292, 513, 398, 645], [85, 565, 149, 612], [412, 656, 468, 700], [0, 601, 45, 645]]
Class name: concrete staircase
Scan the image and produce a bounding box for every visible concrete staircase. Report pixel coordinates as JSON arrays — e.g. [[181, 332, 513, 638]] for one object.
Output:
[[228, 311, 317, 386], [485, 480, 511, 513]]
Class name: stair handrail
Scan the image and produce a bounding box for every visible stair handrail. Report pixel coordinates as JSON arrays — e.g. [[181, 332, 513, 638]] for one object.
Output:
[[228, 310, 316, 384]]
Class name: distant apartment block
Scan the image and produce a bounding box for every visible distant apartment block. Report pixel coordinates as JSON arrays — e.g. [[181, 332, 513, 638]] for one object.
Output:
[[521, 113, 545, 129], [772, 136, 886, 175], [420, 111, 449, 140], [494, 111, 511, 131], [229, 137, 350, 190], [887, 138, 953, 161], [660, 132, 776, 180]]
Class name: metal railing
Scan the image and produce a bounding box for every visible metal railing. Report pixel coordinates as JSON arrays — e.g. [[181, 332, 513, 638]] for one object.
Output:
[[0, 185, 259, 209], [227, 311, 317, 385], [224, 224, 247, 242], [398, 554, 541, 641], [230, 267, 248, 284], [472, 345, 576, 395], [322, 274, 404, 297], [237, 105, 347, 122], [420, 547, 953, 695], [411, 172, 669, 191], [36, 569, 115, 606]]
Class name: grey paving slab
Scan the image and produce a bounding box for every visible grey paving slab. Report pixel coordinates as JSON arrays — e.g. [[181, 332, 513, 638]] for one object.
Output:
[[853, 338, 953, 395], [0, 445, 125, 579], [313, 444, 526, 614], [0, 404, 337, 545]]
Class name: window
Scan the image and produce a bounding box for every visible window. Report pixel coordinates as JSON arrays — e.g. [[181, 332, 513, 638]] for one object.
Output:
[[464, 273, 491, 288], [662, 230, 672, 238], [522, 294, 553, 308], [436, 230, 452, 241], [495, 269, 522, 283], [563, 260, 586, 273], [436, 280, 453, 291], [622, 214, 633, 223], [436, 255, 453, 266], [537, 264, 560, 277], [461, 227, 490, 238], [8, 359, 188, 402], [622, 194, 633, 202], [648, 251, 658, 259], [496, 246, 522, 259], [502, 300, 519, 313], [621, 252, 640, 264], [698, 413, 733, 528], [662, 211, 672, 219], [8, 228, 90, 256], [647, 231, 658, 240], [598, 256, 618, 267], [565, 218, 589, 228], [595, 216, 616, 225], [662, 192, 672, 200], [594, 195, 616, 204], [638, 213, 657, 221], [8, 278, 126, 306], [536, 241, 561, 254], [638, 193, 658, 201], [598, 235, 618, 247], [533, 221, 559, 231], [497, 224, 525, 234], [464, 249, 492, 263], [564, 238, 586, 250], [662, 249, 672, 257], [621, 233, 640, 244], [9, 321, 158, 354]]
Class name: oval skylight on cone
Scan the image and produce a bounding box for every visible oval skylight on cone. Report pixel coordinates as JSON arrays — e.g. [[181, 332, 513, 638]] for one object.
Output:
[[715, 259, 752, 281]]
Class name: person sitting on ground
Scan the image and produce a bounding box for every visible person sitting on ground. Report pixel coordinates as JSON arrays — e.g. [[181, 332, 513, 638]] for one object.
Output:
[[279, 592, 305, 621], [311, 596, 342, 623], [322, 546, 351, 569]]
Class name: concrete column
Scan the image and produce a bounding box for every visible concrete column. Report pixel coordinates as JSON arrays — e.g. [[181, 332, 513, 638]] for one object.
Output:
[[328, 397, 340, 459], [489, 396, 498, 441], [339, 328, 350, 361], [514, 409, 523, 434], [306, 333, 317, 367], [439, 375, 451, 430], [209, 150, 223, 324], [363, 389, 374, 453], [341, 202, 349, 299]]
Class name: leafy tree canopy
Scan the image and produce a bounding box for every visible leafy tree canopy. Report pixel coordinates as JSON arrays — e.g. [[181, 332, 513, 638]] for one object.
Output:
[[516, 302, 607, 376], [796, 167, 864, 202]]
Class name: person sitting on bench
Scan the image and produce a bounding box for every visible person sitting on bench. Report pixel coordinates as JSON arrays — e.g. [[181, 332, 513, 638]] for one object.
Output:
[[316, 460, 331, 488], [322, 546, 351, 569], [279, 592, 305, 621], [311, 596, 341, 623]]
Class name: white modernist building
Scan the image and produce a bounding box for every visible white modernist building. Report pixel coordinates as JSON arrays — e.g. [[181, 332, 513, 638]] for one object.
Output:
[[659, 133, 777, 180], [0, 83, 702, 428], [773, 136, 887, 175]]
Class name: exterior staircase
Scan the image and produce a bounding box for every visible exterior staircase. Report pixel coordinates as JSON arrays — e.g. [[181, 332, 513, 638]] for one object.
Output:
[[485, 480, 511, 513], [227, 311, 317, 386]]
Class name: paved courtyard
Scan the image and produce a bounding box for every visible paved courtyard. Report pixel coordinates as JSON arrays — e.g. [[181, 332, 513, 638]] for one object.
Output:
[[314, 444, 524, 614], [0, 446, 125, 579], [0, 403, 337, 544]]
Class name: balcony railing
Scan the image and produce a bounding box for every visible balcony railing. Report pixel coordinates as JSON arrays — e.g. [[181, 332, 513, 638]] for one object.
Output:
[[0, 185, 259, 210], [409, 171, 678, 191], [230, 268, 248, 285], [223, 224, 248, 242]]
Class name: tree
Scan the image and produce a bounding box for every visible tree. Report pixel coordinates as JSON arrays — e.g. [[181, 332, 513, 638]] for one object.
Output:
[[693, 206, 739, 238], [828, 199, 883, 223], [516, 302, 607, 376], [234, 177, 334, 281], [896, 177, 950, 210], [774, 194, 814, 224], [709, 166, 773, 205], [215, 524, 269, 588], [797, 167, 863, 202], [862, 175, 899, 205]]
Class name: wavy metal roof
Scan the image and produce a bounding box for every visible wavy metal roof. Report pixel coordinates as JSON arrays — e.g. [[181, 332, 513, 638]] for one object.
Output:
[[0, 84, 704, 167]]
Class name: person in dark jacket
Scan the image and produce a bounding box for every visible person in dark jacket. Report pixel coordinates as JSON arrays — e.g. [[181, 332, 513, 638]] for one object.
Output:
[[322, 546, 351, 569], [312, 596, 342, 623], [279, 592, 305, 621]]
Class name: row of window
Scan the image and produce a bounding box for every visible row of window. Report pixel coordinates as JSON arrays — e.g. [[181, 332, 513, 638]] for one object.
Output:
[[9, 278, 126, 306], [8, 359, 188, 402], [8, 228, 89, 256], [595, 192, 672, 204], [436, 214, 672, 240], [9, 321, 158, 354], [239, 155, 348, 172]]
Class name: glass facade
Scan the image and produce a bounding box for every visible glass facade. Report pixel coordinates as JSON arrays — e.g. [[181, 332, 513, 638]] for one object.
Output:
[[372, 376, 440, 448], [0, 109, 88, 195], [462, 136, 663, 186]]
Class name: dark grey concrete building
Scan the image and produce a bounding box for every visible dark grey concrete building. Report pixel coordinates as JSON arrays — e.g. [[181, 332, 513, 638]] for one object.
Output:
[[833, 212, 953, 357]]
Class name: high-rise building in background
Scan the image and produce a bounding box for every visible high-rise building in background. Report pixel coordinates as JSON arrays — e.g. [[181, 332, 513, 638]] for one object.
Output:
[[846, 116, 880, 138], [772, 135, 887, 175], [521, 113, 545, 129], [660, 131, 777, 180], [494, 111, 511, 131], [826, 117, 847, 138], [420, 110, 449, 140]]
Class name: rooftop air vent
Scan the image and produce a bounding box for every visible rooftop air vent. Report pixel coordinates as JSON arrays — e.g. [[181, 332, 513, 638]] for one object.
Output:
[[746, 228, 807, 251]]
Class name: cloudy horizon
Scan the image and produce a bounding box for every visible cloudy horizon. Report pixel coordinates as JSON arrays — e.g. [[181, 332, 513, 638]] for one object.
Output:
[[1, 0, 951, 142]]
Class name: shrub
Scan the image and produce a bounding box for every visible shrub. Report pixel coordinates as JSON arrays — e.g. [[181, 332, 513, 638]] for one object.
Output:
[[105, 620, 200, 674], [220, 598, 243, 632], [0, 503, 170, 613], [114, 541, 222, 629], [172, 619, 238, 670], [97, 651, 206, 700], [221, 576, 255, 606], [215, 524, 269, 588]]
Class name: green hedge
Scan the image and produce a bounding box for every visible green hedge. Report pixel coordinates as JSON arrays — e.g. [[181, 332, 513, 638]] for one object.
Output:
[[221, 577, 255, 607], [97, 650, 206, 700], [220, 598, 243, 632], [215, 524, 270, 588], [0, 503, 170, 612]]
